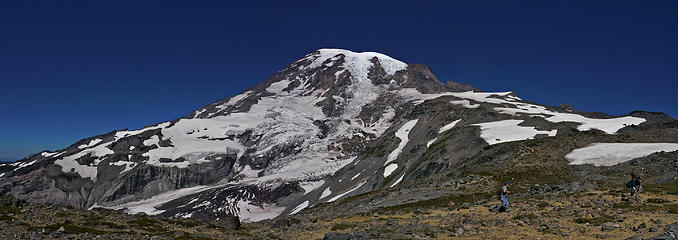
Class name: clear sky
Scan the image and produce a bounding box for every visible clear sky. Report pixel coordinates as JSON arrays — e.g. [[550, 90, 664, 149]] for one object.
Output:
[[1, 1, 677, 162]]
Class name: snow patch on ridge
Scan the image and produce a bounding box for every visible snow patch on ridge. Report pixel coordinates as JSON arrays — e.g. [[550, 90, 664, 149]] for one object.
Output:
[[267, 80, 291, 93], [439, 119, 462, 134], [565, 143, 678, 166], [390, 174, 405, 187], [320, 188, 332, 199], [109, 184, 224, 215], [401, 89, 645, 135], [54, 143, 115, 180], [386, 119, 419, 165], [111, 161, 136, 174], [78, 139, 102, 149], [299, 180, 325, 194], [237, 200, 286, 223], [473, 119, 557, 145], [290, 201, 309, 214], [427, 138, 437, 148], [327, 181, 367, 203], [450, 99, 479, 108], [383, 163, 398, 177]]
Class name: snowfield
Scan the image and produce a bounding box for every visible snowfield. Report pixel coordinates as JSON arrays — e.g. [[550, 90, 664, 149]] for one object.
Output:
[[327, 181, 367, 202], [290, 201, 309, 214], [54, 142, 115, 180], [383, 163, 398, 177], [439, 119, 462, 134], [404, 90, 645, 135], [565, 143, 678, 166], [386, 119, 419, 165], [473, 119, 557, 145]]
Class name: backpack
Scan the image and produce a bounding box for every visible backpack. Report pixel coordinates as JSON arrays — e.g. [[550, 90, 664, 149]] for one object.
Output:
[[497, 186, 504, 199], [626, 180, 635, 188]]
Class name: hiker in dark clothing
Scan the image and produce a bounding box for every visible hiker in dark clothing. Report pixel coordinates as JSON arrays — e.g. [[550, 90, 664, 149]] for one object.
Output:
[[629, 173, 642, 201], [492, 182, 510, 212]]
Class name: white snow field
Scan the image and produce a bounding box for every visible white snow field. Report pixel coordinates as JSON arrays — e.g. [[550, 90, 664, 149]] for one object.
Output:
[[236, 200, 286, 222], [54, 142, 115, 180], [426, 138, 437, 148], [473, 119, 557, 145], [385, 119, 419, 165], [78, 139, 102, 149], [389, 174, 405, 188], [449, 99, 479, 108], [327, 180, 367, 202], [439, 119, 462, 134], [319, 187, 332, 199], [450, 91, 645, 134], [290, 201, 309, 214], [402, 89, 645, 136], [565, 143, 678, 166], [383, 163, 398, 177], [109, 184, 220, 215]]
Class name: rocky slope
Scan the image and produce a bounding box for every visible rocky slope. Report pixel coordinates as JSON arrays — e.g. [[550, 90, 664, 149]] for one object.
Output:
[[1, 179, 677, 239], [1, 49, 677, 227]]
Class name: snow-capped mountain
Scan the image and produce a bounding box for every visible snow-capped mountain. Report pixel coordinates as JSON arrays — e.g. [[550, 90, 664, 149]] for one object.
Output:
[[1, 49, 672, 222]]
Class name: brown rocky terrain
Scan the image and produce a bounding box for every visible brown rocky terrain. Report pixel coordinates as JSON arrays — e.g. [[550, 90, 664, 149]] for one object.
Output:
[[1, 179, 676, 239]]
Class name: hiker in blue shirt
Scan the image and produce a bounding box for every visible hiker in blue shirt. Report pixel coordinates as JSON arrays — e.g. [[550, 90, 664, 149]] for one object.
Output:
[[628, 173, 642, 201], [492, 182, 510, 212]]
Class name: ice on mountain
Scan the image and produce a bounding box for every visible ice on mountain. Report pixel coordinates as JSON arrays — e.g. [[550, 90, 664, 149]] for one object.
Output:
[[143, 135, 159, 146], [327, 180, 367, 203], [266, 80, 291, 93], [473, 119, 557, 145], [299, 180, 325, 193], [111, 160, 136, 174], [449, 99, 479, 108], [390, 174, 405, 187], [405, 89, 646, 135], [439, 119, 462, 134], [303, 49, 407, 77], [207, 90, 254, 116], [114, 122, 170, 139], [427, 138, 437, 148], [383, 163, 398, 177], [111, 184, 222, 215], [386, 119, 419, 165], [290, 201, 309, 214], [320, 187, 332, 199], [54, 143, 115, 180], [566, 143, 678, 166], [13, 160, 37, 171], [78, 139, 102, 149], [546, 113, 645, 134], [41, 151, 63, 158], [236, 200, 286, 223]]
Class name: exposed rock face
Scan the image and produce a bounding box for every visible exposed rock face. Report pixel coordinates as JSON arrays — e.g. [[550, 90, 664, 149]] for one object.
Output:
[[0, 48, 673, 222]]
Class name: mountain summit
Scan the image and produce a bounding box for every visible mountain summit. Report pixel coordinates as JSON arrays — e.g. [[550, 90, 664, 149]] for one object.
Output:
[[1, 49, 674, 223]]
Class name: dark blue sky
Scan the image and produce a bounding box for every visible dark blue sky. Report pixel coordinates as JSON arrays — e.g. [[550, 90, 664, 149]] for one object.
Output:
[[1, 1, 677, 162]]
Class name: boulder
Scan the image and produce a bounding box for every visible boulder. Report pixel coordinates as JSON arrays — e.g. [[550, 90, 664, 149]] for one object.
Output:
[[213, 215, 240, 231], [601, 222, 618, 231]]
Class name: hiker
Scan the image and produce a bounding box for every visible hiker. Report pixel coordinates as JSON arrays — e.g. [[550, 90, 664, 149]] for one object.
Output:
[[492, 182, 510, 212], [628, 173, 642, 201]]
